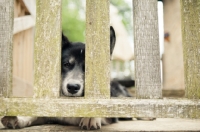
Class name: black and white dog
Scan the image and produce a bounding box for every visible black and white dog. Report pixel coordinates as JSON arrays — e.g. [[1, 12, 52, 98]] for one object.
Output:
[[1, 26, 132, 130]]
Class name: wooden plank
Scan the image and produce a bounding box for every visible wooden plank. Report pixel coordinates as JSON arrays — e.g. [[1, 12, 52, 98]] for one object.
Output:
[[85, 0, 110, 99], [12, 28, 34, 97], [0, 98, 200, 118], [22, 0, 36, 17], [34, 0, 61, 98], [180, 0, 200, 99], [14, 15, 35, 34], [12, 76, 33, 97], [0, 0, 14, 97], [133, 0, 162, 99], [14, 0, 25, 18]]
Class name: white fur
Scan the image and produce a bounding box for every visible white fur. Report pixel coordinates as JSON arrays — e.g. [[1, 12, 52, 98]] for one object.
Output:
[[62, 71, 84, 97], [1, 116, 107, 130]]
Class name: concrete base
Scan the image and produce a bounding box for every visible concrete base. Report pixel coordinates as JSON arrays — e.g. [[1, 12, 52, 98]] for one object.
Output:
[[0, 118, 200, 131]]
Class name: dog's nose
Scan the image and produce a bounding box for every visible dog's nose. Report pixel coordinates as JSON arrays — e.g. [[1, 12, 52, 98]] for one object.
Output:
[[67, 84, 80, 94]]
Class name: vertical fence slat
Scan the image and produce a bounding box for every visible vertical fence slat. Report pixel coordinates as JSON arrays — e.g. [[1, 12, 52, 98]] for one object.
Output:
[[34, 0, 61, 98], [0, 0, 14, 97], [133, 0, 162, 99], [181, 0, 200, 99], [85, 0, 110, 99]]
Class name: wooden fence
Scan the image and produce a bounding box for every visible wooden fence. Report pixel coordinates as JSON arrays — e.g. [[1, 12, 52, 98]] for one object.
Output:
[[0, 0, 200, 119]]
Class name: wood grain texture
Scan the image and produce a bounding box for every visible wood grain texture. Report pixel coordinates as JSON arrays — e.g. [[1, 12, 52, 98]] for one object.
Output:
[[0, 98, 200, 118], [133, 0, 162, 99], [12, 28, 34, 97], [34, 0, 61, 98], [85, 0, 110, 99], [180, 0, 200, 99], [0, 0, 14, 97]]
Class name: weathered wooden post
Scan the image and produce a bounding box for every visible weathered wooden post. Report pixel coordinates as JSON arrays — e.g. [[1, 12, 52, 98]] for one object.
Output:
[[181, 0, 200, 99], [34, 0, 61, 98], [0, 0, 14, 97], [133, 0, 162, 99], [85, 0, 110, 99]]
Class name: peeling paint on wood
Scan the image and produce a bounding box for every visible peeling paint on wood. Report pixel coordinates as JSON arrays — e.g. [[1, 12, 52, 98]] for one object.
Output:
[[133, 0, 162, 99], [34, 0, 61, 98], [0, 98, 200, 118], [180, 0, 200, 99], [0, 0, 14, 97], [85, 0, 110, 99]]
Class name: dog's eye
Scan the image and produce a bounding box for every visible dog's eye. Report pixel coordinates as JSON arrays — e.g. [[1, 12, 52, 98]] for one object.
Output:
[[64, 62, 71, 68]]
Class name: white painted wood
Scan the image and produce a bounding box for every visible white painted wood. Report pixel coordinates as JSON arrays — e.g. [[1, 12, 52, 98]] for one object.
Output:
[[14, 15, 35, 34], [22, 0, 36, 18]]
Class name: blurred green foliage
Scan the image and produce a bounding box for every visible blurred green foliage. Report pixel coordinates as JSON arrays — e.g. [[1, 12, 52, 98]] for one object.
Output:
[[62, 0, 85, 42], [62, 0, 132, 42], [110, 0, 132, 35]]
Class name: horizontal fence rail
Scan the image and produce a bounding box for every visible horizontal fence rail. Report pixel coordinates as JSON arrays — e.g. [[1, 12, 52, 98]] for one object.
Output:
[[0, 0, 200, 120], [0, 98, 200, 118]]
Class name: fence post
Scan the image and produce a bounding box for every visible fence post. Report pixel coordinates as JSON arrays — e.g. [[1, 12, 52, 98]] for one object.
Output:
[[85, 0, 110, 99], [133, 0, 162, 99], [0, 0, 14, 97], [180, 0, 200, 99], [34, 0, 61, 98]]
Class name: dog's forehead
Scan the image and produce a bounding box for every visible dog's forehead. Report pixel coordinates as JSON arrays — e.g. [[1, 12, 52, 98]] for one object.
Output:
[[69, 47, 85, 58], [69, 56, 75, 63], [62, 43, 85, 63]]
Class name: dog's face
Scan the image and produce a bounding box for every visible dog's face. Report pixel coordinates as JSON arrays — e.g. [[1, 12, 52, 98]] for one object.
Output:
[[61, 40, 85, 97], [61, 27, 116, 97]]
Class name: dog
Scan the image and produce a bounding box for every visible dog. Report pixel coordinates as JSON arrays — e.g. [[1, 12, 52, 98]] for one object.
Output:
[[1, 26, 132, 130]]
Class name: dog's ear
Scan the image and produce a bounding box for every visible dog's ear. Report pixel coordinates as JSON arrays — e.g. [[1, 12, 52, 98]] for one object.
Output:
[[110, 26, 116, 55], [62, 33, 71, 48]]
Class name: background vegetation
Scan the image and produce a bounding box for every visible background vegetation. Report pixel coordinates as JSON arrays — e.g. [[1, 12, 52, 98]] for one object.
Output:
[[62, 0, 85, 42], [62, 0, 132, 42], [110, 0, 132, 35]]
